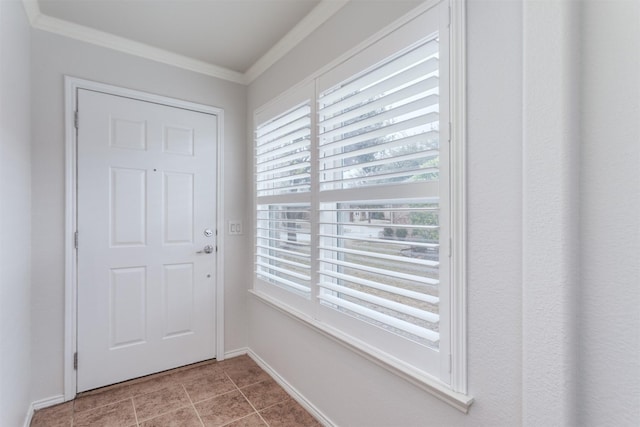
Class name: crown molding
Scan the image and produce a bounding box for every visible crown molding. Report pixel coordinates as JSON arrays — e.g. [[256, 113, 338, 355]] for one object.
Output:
[[21, 0, 40, 25], [22, 0, 245, 84], [244, 0, 349, 84], [21, 0, 349, 85]]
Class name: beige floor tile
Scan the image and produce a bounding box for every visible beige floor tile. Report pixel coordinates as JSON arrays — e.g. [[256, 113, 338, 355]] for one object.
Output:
[[240, 378, 289, 411], [217, 355, 252, 369], [133, 384, 192, 421], [223, 413, 268, 427], [30, 355, 319, 427], [195, 390, 255, 427], [30, 402, 73, 427], [139, 406, 203, 427], [222, 359, 270, 388], [127, 373, 177, 398], [74, 385, 132, 413], [259, 398, 322, 427], [169, 361, 221, 384], [183, 369, 237, 403], [73, 399, 137, 427]]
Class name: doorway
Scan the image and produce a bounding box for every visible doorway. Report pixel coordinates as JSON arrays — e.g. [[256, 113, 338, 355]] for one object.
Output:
[[64, 78, 225, 397]]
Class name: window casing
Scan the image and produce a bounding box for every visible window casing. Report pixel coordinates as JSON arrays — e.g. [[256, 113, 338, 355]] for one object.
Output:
[[254, 0, 466, 400]]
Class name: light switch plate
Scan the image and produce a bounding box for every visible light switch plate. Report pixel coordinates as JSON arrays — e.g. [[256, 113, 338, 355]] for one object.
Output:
[[228, 220, 243, 235]]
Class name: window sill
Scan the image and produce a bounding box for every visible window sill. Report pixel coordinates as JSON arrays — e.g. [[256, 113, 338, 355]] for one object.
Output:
[[249, 289, 474, 413]]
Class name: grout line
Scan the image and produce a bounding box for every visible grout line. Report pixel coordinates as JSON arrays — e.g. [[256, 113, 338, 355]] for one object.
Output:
[[130, 397, 140, 427], [182, 384, 205, 427], [234, 376, 270, 427]]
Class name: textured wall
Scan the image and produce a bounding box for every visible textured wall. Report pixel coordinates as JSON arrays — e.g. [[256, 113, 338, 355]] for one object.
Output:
[[30, 30, 248, 402], [0, 0, 32, 425], [522, 1, 580, 424], [578, 1, 640, 425]]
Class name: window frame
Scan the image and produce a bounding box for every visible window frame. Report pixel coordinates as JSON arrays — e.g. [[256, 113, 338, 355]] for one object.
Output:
[[251, 0, 470, 411]]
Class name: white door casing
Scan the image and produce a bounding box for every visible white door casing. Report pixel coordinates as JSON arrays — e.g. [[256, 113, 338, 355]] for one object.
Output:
[[75, 87, 220, 392]]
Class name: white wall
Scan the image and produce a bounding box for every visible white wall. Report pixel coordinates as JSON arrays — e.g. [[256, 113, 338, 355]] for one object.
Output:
[[0, 0, 32, 425], [30, 29, 249, 402], [578, 1, 640, 425], [247, 1, 524, 425]]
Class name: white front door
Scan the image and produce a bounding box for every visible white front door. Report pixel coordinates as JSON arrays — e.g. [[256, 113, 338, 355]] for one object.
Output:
[[76, 89, 217, 392]]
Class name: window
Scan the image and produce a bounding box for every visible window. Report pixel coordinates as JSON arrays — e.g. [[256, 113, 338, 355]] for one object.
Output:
[[254, 0, 467, 404]]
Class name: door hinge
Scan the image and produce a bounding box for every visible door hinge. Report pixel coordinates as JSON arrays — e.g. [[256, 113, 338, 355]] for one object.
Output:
[[74, 231, 79, 249], [73, 352, 78, 370], [448, 122, 452, 143], [74, 111, 79, 129]]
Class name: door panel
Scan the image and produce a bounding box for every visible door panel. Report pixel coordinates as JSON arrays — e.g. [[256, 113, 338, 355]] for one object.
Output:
[[77, 89, 217, 392]]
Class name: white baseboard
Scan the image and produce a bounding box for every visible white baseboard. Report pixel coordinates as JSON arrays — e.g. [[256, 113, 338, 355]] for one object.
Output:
[[223, 347, 248, 361], [247, 349, 335, 427], [23, 395, 66, 427]]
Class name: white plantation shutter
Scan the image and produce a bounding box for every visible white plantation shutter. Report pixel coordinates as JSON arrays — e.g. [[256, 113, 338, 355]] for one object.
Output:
[[314, 30, 448, 372], [256, 102, 311, 197], [254, 1, 457, 385], [318, 39, 440, 190], [255, 87, 313, 305], [256, 203, 311, 296], [317, 199, 441, 347]]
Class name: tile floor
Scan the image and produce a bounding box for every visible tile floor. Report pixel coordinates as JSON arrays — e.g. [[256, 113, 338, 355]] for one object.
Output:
[[30, 355, 322, 427]]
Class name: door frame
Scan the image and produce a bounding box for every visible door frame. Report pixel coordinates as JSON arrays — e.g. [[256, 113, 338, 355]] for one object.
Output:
[[63, 76, 225, 401]]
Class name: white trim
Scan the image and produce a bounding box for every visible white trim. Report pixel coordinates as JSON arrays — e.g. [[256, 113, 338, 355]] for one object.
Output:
[[22, 404, 33, 427], [244, 0, 349, 83], [36, 14, 244, 84], [32, 395, 65, 411], [248, 349, 336, 427], [224, 347, 249, 360], [64, 76, 225, 400], [20, 0, 39, 25], [449, 0, 468, 395], [22, 395, 66, 427], [20, 0, 347, 85], [250, 290, 474, 413]]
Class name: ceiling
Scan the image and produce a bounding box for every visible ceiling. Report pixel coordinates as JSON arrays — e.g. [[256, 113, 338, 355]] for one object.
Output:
[[26, 0, 348, 84]]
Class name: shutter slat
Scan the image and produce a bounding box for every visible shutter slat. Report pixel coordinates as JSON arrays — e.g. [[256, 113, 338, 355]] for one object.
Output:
[[319, 282, 439, 323], [318, 232, 439, 249], [257, 135, 309, 158], [319, 258, 439, 286], [319, 95, 439, 142], [255, 261, 310, 281], [319, 40, 439, 106], [320, 245, 439, 267], [258, 253, 309, 270], [256, 150, 309, 169], [320, 149, 438, 175], [320, 132, 438, 164], [319, 270, 439, 304], [319, 62, 439, 119], [320, 82, 437, 132], [320, 166, 438, 189], [256, 244, 309, 260], [319, 113, 438, 151], [257, 105, 310, 139], [256, 271, 310, 293], [319, 294, 439, 343]]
